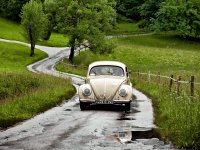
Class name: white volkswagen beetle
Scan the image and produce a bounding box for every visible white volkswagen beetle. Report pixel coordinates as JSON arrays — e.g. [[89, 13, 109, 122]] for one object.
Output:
[[78, 61, 133, 111]]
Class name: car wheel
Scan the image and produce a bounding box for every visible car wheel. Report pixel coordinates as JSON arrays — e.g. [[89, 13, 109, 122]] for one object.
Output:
[[80, 102, 88, 110], [125, 102, 131, 111]]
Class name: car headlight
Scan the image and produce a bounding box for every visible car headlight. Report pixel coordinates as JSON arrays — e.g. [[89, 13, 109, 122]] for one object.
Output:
[[83, 88, 91, 96], [119, 89, 127, 97]]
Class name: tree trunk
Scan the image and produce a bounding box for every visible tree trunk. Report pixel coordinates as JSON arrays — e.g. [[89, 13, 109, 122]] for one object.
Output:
[[29, 24, 35, 57], [69, 36, 76, 63], [30, 43, 35, 57]]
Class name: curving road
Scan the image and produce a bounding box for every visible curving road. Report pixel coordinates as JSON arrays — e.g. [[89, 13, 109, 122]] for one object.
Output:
[[0, 39, 174, 150]]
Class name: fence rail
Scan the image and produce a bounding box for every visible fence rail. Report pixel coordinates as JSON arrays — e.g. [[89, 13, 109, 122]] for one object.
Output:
[[59, 62, 199, 96], [132, 71, 200, 96]]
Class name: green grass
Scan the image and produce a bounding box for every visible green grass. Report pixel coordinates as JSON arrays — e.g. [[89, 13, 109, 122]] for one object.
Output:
[[0, 17, 69, 47], [0, 17, 25, 42], [0, 73, 75, 128], [56, 58, 87, 77], [0, 42, 76, 128], [0, 42, 47, 73], [56, 32, 200, 148], [134, 80, 200, 149], [108, 22, 148, 35], [37, 33, 69, 47]]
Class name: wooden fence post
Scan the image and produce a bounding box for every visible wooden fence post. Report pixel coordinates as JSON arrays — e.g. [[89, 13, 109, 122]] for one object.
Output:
[[169, 75, 173, 91], [176, 76, 181, 95], [148, 71, 151, 83], [157, 72, 161, 84], [191, 76, 194, 96]]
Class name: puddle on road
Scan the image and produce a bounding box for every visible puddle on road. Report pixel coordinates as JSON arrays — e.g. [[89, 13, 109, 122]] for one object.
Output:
[[131, 129, 160, 140], [110, 129, 161, 144], [117, 117, 135, 121], [64, 109, 72, 111], [107, 98, 163, 145]]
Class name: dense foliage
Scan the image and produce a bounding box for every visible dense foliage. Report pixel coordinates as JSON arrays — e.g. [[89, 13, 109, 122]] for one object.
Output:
[[0, 0, 28, 21], [153, 0, 200, 38], [116, 0, 144, 21], [116, 0, 200, 38], [1, 0, 200, 39]]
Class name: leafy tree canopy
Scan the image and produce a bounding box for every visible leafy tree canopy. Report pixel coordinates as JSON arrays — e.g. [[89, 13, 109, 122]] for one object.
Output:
[[54, 0, 116, 62], [152, 0, 200, 38]]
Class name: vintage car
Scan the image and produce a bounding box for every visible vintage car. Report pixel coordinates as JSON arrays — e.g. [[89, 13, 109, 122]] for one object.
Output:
[[78, 61, 133, 111]]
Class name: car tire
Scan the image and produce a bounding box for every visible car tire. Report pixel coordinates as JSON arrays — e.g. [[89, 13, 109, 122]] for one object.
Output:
[[80, 102, 88, 110], [125, 102, 131, 111]]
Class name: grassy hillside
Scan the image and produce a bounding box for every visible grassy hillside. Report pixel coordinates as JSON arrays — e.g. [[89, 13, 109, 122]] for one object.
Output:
[[0, 42, 47, 73], [0, 42, 75, 128], [56, 33, 200, 149], [0, 17, 69, 47]]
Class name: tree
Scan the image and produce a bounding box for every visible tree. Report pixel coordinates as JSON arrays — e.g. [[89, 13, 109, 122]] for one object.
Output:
[[116, 0, 145, 21], [139, 0, 165, 27], [152, 1, 185, 31], [152, 0, 200, 38], [43, 0, 58, 40], [0, 0, 29, 21], [55, 0, 116, 63], [20, 0, 48, 56]]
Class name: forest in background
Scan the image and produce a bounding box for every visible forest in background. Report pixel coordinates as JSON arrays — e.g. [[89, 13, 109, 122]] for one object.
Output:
[[1, 0, 200, 39]]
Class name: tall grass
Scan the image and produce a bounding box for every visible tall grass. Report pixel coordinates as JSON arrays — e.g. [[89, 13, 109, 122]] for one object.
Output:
[[133, 78, 200, 148], [0, 73, 75, 128], [56, 32, 200, 148]]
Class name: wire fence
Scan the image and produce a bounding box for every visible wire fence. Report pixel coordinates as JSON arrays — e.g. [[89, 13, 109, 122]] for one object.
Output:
[[131, 71, 200, 96], [58, 61, 200, 96]]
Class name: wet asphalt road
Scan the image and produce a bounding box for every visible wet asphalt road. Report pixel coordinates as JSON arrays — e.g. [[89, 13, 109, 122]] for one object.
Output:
[[0, 40, 174, 150]]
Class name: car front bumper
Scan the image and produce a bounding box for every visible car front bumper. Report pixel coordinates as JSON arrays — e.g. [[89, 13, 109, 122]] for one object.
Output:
[[79, 99, 131, 104]]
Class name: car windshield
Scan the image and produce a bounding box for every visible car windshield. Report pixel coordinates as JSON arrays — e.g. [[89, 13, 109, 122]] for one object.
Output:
[[89, 65, 124, 77]]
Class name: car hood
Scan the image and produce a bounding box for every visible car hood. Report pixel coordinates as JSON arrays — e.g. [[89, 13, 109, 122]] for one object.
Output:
[[89, 77, 125, 100]]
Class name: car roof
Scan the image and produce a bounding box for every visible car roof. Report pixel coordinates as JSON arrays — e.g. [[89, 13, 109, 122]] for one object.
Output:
[[89, 61, 126, 69]]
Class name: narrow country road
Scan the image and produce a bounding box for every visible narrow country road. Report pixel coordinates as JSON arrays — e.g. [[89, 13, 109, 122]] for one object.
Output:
[[0, 39, 174, 150]]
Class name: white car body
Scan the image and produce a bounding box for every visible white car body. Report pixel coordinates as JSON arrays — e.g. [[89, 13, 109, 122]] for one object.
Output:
[[78, 61, 133, 110]]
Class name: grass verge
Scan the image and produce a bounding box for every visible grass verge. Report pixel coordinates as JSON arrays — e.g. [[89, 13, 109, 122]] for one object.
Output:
[[0, 42, 76, 128], [55, 32, 200, 149]]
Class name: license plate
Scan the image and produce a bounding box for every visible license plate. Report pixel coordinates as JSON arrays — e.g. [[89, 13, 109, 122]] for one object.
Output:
[[96, 100, 113, 104]]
